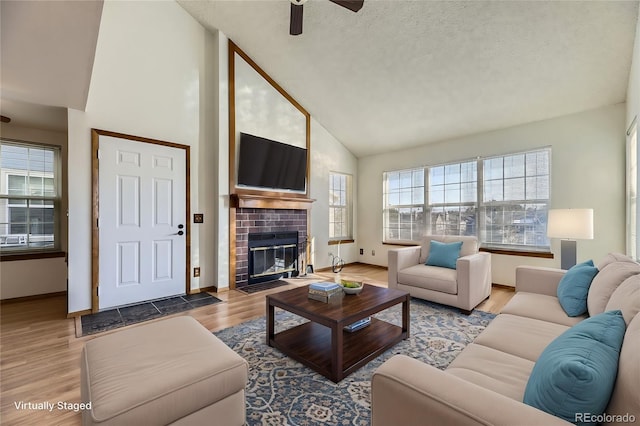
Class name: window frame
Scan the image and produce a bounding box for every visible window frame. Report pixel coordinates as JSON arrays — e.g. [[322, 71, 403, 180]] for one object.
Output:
[[479, 148, 551, 252], [382, 147, 552, 254], [0, 139, 62, 255], [627, 117, 638, 260], [329, 172, 353, 241], [426, 160, 478, 237], [383, 167, 425, 243]]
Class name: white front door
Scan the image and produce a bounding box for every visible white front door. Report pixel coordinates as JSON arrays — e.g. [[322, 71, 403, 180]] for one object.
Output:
[[98, 135, 186, 310]]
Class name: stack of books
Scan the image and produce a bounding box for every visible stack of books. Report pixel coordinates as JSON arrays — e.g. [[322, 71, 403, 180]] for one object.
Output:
[[308, 282, 343, 303]]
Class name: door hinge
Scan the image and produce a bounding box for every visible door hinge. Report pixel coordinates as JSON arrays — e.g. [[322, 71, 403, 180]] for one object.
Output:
[[96, 286, 100, 297], [97, 149, 101, 159], [96, 218, 99, 228]]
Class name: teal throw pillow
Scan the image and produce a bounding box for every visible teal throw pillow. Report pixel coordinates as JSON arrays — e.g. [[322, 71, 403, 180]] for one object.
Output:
[[425, 240, 463, 269], [557, 260, 599, 316], [523, 310, 626, 426]]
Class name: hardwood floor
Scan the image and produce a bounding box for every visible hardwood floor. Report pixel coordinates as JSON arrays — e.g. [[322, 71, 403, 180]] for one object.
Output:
[[0, 263, 513, 425]]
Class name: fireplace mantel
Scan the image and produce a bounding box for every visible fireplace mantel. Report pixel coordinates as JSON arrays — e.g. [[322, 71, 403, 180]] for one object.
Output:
[[231, 193, 315, 210]]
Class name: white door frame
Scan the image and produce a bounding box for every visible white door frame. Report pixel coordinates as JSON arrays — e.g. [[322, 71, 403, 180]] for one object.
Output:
[[91, 128, 190, 313]]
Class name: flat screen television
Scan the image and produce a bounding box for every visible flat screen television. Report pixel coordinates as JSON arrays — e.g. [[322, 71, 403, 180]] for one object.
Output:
[[237, 132, 307, 192]]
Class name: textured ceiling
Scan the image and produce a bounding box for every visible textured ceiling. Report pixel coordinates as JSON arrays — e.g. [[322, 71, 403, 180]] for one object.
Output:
[[179, 0, 639, 157]]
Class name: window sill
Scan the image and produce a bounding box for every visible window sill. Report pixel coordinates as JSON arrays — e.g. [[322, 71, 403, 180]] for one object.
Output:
[[479, 247, 553, 259], [0, 251, 66, 262], [328, 239, 354, 245], [382, 241, 420, 247]]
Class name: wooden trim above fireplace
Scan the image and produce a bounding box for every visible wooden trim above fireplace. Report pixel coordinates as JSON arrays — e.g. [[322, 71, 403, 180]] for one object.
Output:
[[231, 193, 315, 210]]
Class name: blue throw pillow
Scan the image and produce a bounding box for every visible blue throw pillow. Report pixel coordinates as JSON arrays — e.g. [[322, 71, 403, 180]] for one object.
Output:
[[557, 260, 599, 316], [523, 310, 626, 426], [425, 240, 463, 269]]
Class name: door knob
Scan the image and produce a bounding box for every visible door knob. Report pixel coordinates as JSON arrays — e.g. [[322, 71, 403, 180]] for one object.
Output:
[[177, 230, 184, 236], [178, 224, 184, 229]]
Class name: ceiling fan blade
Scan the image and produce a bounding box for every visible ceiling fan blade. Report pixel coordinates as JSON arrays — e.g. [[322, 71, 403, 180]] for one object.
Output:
[[328, 0, 364, 12], [290, 3, 304, 35]]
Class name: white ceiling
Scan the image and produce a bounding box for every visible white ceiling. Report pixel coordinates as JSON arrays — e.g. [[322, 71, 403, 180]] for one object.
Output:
[[0, 0, 103, 132], [0, 1, 637, 155], [179, 0, 639, 157]]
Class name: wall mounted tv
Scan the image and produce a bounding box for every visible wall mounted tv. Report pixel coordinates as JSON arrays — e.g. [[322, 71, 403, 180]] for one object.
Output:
[[237, 132, 307, 192]]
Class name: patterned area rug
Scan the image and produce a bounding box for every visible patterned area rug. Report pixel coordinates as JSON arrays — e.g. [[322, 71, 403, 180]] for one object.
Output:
[[214, 298, 496, 426]]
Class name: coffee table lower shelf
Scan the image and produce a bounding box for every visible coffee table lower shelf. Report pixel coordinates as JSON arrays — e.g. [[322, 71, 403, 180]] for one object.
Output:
[[269, 318, 405, 382]]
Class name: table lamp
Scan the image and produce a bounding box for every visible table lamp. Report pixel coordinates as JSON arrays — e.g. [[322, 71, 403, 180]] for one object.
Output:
[[547, 209, 594, 270]]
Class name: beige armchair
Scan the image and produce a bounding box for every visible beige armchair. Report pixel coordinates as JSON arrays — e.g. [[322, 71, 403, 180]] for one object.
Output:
[[388, 235, 491, 313]]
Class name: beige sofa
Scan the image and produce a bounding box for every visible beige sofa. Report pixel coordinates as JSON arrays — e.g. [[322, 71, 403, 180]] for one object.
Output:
[[388, 236, 491, 312], [372, 253, 640, 426]]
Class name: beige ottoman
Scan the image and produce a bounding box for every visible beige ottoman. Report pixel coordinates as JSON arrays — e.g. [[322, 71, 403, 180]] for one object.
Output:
[[81, 316, 248, 425]]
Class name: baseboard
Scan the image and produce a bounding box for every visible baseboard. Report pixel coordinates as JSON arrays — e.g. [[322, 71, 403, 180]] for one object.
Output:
[[491, 283, 516, 291], [74, 316, 83, 338], [315, 262, 387, 273], [194, 285, 228, 294], [67, 309, 92, 318], [1, 291, 67, 305], [352, 262, 388, 270]]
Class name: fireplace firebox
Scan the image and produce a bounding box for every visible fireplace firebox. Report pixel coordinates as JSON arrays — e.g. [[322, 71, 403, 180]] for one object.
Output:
[[247, 231, 298, 284]]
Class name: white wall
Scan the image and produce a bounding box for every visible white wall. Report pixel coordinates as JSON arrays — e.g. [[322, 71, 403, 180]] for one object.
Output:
[[214, 31, 230, 289], [196, 28, 231, 291], [309, 117, 359, 270], [0, 124, 69, 299], [358, 104, 627, 286], [628, 12, 640, 129], [67, 0, 216, 313], [217, 40, 359, 278]]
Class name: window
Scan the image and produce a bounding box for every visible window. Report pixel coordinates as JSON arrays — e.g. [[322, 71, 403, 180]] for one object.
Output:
[[383, 148, 551, 252], [481, 149, 550, 250], [383, 168, 424, 242], [0, 140, 60, 252], [329, 172, 352, 240], [627, 118, 638, 260], [428, 161, 477, 236]]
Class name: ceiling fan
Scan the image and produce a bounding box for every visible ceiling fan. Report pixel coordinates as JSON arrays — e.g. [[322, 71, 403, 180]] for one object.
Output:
[[289, 0, 364, 36]]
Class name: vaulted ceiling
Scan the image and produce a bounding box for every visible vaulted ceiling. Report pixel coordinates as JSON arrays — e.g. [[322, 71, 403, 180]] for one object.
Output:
[[0, 0, 103, 131], [1, 1, 637, 156], [179, 0, 639, 157]]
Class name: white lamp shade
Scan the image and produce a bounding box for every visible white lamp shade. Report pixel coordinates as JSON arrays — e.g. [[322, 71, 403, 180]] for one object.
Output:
[[547, 209, 594, 240]]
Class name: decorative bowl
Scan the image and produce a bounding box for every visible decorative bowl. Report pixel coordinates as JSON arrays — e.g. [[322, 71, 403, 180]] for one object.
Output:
[[340, 280, 363, 295]]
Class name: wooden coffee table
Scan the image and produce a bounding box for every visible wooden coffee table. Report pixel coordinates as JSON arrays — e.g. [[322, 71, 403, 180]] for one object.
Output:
[[266, 284, 410, 382]]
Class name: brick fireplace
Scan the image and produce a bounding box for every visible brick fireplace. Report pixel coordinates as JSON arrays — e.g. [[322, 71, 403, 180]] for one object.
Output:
[[234, 208, 308, 288]]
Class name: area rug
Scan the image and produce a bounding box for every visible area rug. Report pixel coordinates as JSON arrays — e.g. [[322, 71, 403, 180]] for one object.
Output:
[[214, 298, 496, 426], [80, 293, 222, 336]]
